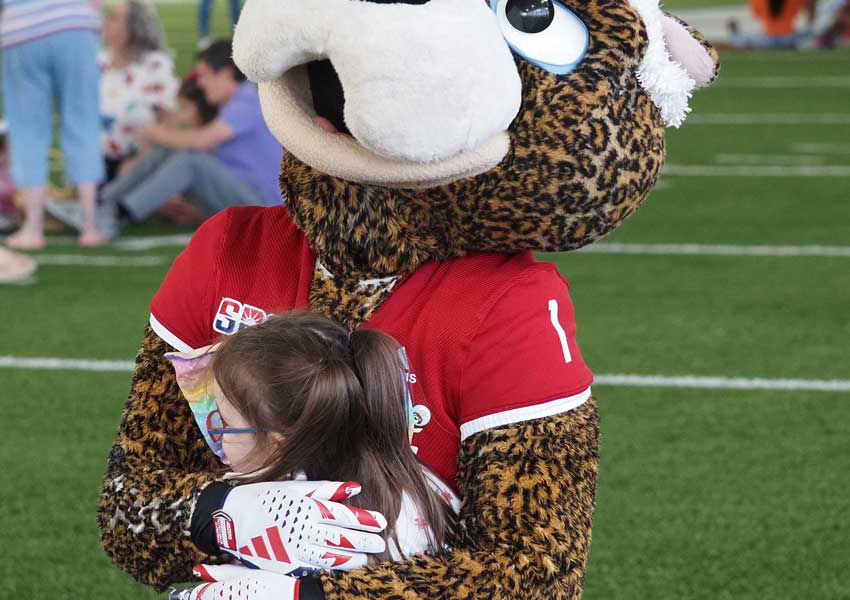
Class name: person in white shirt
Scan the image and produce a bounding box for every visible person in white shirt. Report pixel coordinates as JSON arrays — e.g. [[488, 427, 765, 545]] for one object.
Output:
[[100, 0, 178, 180]]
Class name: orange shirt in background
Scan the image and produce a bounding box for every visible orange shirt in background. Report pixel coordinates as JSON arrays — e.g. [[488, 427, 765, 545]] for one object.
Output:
[[751, 0, 807, 36]]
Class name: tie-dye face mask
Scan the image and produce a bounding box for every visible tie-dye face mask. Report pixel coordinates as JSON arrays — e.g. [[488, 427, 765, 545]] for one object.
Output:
[[165, 344, 230, 463]]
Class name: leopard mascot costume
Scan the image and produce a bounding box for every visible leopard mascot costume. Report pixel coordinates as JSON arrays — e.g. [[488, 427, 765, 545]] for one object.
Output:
[[99, 1, 718, 599]]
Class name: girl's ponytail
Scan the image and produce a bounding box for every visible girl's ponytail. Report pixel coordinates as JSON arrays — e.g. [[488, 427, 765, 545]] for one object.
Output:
[[348, 329, 410, 453], [348, 329, 454, 558]]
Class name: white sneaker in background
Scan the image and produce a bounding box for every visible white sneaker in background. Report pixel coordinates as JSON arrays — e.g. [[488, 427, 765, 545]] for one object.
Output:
[[0, 249, 37, 285]]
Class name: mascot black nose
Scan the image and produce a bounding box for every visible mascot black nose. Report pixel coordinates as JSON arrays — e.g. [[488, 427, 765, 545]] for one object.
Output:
[[506, 0, 555, 33], [308, 59, 350, 135]]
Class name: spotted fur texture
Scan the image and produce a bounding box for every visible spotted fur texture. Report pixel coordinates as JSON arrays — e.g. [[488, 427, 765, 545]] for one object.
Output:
[[98, 325, 225, 591], [309, 262, 399, 330], [318, 400, 600, 600], [284, 0, 663, 279]]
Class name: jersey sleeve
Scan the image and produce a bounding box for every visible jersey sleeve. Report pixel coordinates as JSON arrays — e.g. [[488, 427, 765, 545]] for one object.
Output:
[[457, 266, 593, 441], [149, 210, 232, 351]]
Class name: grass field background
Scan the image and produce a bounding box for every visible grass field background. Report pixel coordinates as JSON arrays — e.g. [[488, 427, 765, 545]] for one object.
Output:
[[2, 2, 850, 599]]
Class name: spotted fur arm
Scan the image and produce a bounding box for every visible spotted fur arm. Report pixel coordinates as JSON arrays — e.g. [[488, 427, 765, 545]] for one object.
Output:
[[317, 398, 600, 600], [98, 324, 223, 591]]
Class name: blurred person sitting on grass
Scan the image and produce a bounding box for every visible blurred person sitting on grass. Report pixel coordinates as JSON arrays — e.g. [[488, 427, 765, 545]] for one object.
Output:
[[46, 40, 282, 241], [100, 0, 180, 181], [151, 75, 220, 225], [815, 0, 850, 46], [728, 0, 818, 48], [1, 0, 106, 248], [49, 74, 220, 228]]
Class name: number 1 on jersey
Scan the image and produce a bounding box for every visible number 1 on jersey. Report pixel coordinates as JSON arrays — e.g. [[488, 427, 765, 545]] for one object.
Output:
[[548, 299, 573, 364]]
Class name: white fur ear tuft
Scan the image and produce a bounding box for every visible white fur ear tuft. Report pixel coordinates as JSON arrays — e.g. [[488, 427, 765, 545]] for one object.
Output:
[[629, 0, 696, 128], [660, 14, 718, 89]]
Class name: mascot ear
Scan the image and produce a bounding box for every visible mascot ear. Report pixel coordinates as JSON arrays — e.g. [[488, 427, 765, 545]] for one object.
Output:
[[660, 13, 720, 89], [630, 0, 720, 128]]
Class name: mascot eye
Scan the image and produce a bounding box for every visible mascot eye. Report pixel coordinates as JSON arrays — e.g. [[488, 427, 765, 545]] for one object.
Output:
[[505, 0, 554, 34], [492, 0, 588, 75]]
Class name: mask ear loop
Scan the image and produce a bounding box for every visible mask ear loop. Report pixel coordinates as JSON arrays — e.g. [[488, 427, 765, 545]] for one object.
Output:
[[396, 346, 416, 445]]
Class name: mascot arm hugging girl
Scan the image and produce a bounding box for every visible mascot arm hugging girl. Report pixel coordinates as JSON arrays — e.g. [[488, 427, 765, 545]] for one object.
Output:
[[98, 1, 718, 599]]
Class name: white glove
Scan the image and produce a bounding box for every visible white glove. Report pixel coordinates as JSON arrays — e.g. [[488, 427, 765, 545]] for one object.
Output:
[[169, 565, 298, 600], [212, 480, 387, 576]]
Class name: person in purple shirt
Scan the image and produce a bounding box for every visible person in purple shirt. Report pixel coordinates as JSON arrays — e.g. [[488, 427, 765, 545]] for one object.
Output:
[[46, 40, 283, 239]]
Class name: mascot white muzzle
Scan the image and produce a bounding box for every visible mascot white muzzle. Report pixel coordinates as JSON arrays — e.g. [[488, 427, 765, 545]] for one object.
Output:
[[233, 0, 523, 187]]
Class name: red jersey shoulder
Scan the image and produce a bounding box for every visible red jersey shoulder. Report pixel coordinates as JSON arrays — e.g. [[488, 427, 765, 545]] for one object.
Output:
[[151, 206, 313, 350], [406, 251, 571, 328], [376, 251, 591, 482], [177, 206, 303, 273], [450, 253, 592, 436]]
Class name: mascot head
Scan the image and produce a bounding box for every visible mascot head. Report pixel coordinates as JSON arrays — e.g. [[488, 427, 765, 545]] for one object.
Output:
[[233, 0, 719, 276]]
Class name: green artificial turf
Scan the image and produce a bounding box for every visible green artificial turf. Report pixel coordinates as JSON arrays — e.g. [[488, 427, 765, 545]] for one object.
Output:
[[588, 387, 850, 600], [0, 369, 162, 599]]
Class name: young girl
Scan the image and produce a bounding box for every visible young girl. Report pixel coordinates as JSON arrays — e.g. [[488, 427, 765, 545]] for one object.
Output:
[[167, 311, 459, 565], [174, 76, 219, 129]]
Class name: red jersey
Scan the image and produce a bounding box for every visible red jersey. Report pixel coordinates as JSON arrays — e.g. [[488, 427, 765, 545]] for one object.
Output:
[[151, 206, 594, 489]]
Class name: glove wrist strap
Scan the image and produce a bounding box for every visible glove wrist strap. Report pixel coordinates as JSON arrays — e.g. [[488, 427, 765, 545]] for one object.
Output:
[[191, 481, 234, 554], [299, 576, 325, 600]]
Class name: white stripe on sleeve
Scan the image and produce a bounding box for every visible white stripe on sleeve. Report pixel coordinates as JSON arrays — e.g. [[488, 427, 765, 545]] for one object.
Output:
[[149, 313, 194, 353], [459, 387, 592, 441]]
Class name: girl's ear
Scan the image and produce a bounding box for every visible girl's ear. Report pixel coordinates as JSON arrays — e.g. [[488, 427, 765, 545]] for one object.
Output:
[[660, 13, 721, 88]]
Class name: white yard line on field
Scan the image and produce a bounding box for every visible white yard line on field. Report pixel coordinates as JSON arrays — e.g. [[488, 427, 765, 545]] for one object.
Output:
[[688, 114, 850, 125], [0, 357, 135, 372], [713, 153, 826, 165], [113, 234, 193, 250], [3, 355, 849, 392], [34, 245, 850, 266], [595, 374, 850, 393], [30, 243, 850, 269], [581, 243, 850, 258], [734, 52, 850, 62], [37, 234, 193, 250], [793, 143, 850, 154], [717, 76, 850, 88], [664, 164, 850, 177], [37, 254, 166, 267]]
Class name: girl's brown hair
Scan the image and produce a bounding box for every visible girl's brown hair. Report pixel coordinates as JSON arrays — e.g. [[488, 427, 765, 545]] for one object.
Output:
[[211, 311, 454, 561]]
